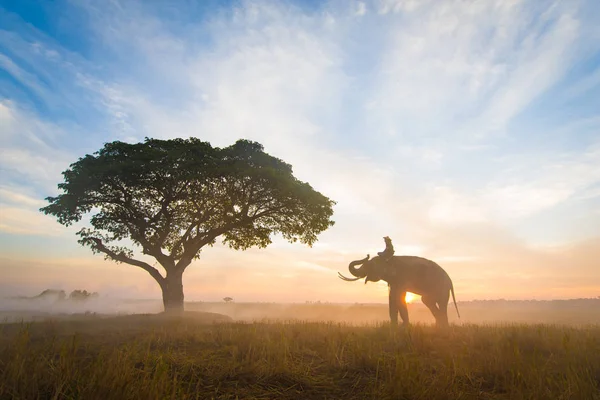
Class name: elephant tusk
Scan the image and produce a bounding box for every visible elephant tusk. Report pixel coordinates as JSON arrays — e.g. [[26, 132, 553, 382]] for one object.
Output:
[[338, 272, 361, 281]]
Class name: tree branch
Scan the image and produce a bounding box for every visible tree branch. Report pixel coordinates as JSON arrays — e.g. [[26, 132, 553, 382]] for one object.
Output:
[[89, 238, 166, 286], [169, 207, 214, 259], [177, 204, 285, 266]]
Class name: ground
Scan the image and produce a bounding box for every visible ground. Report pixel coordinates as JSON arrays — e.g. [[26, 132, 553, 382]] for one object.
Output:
[[1, 307, 599, 399]]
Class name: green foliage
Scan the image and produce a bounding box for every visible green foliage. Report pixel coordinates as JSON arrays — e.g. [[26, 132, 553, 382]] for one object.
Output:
[[40, 138, 335, 269], [1, 317, 599, 399]]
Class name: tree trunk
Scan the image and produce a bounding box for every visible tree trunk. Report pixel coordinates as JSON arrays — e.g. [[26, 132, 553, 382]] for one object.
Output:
[[162, 270, 184, 314]]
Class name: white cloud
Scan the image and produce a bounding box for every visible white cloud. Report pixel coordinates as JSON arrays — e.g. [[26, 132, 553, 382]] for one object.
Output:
[[378, 0, 426, 14], [0, 53, 53, 103], [427, 186, 487, 224], [354, 2, 367, 16], [576, 186, 600, 201], [475, 11, 580, 133], [0, 186, 45, 207], [482, 143, 600, 219], [0, 100, 15, 139], [0, 182, 73, 237], [368, 0, 583, 143], [0, 102, 74, 191], [0, 204, 67, 236], [396, 145, 443, 166], [419, 141, 600, 229]]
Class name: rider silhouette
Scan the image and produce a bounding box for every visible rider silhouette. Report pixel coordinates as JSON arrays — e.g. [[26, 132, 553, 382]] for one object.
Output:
[[377, 236, 396, 278], [377, 236, 395, 260]]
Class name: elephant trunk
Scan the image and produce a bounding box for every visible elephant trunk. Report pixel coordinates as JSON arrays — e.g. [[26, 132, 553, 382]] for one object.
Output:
[[348, 255, 370, 278]]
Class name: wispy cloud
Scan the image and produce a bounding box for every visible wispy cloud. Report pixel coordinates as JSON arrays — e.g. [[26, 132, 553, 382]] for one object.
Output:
[[0, 100, 75, 191]]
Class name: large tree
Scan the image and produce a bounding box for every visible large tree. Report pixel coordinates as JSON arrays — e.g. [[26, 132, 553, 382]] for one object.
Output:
[[41, 138, 335, 312]]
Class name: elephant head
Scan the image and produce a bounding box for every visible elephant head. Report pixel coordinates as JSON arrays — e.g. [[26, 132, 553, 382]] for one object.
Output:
[[338, 254, 387, 284]]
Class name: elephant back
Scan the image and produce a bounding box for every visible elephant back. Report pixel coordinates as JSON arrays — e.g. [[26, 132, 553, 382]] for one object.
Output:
[[391, 255, 453, 288]]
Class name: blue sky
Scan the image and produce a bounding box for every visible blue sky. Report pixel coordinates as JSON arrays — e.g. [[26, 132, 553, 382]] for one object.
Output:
[[1, 0, 599, 302]]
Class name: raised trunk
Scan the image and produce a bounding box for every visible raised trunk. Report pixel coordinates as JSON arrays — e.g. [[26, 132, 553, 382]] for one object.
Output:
[[348, 255, 370, 278], [162, 270, 184, 314]]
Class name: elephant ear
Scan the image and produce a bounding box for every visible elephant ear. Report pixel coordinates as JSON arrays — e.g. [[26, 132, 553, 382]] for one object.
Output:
[[374, 256, 394, 281], [363, 265, 384, 284]]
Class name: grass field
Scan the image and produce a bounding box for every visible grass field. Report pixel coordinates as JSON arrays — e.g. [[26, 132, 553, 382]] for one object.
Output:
[[1, 311, 599, 400]]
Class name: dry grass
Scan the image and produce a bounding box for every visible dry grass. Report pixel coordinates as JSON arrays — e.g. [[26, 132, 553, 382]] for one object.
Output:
[[1, 313, 599, 399]]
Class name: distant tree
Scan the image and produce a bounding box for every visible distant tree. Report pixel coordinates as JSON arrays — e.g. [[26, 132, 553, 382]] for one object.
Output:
[[69, 289, 89, 300], [223, 297, 233, 303], [36, 289, 66, 301], [41, 138, 335, 313], [69, 290, 98, 300]]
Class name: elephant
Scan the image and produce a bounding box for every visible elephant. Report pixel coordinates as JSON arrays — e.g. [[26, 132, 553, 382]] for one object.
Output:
[[339, 254, 460, 327]]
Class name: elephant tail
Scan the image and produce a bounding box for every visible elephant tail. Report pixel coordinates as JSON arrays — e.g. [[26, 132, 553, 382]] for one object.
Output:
[[450, 283, 460, 319]]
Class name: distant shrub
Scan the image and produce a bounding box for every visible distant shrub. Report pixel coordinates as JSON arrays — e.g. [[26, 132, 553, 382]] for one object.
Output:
[[35, 289, 66, 301], [69, 290, 99, 301]]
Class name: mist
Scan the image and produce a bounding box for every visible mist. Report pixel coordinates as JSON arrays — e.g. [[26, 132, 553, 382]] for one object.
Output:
[[3, 291, 599, 326], [0, 292, 162, 323]]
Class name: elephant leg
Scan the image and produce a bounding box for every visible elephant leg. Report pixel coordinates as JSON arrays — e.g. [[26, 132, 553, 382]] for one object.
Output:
[[388, 286, 399, 326], [436, 290, 450, 327], [397, 290, 409, 326], [421, 295, 441, 325]]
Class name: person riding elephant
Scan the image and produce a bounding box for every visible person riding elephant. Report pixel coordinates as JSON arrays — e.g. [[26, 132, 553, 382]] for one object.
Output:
[[377, 236, 395, 259], [338, 243, 460, 327], [377, 236, 396, 277]]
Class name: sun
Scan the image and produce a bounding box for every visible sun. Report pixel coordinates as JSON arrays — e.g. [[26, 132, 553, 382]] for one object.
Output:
[[405, 292, 418, 303], [377, 285, 418, 303]]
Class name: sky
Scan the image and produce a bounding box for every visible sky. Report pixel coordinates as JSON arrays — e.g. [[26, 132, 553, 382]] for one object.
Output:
[[1, 0, 599, 304]]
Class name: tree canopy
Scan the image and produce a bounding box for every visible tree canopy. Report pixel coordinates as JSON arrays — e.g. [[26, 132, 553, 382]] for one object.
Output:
[[41, 137, 335, 311]]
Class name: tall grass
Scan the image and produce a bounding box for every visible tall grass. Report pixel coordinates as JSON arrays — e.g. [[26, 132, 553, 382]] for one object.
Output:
[[1, 315, 599, 399]]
